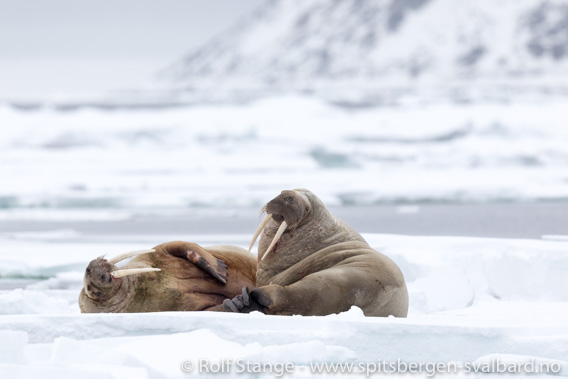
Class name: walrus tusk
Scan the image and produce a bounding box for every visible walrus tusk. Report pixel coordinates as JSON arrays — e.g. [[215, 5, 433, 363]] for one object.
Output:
[[107, 248, 156, 265], [248, 214, 273, 252], [111, 267, 161, 278], [262, 221, 287, 261]]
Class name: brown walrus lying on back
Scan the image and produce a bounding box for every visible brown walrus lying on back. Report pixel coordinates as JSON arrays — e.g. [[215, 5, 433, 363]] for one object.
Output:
[[224, 189, 409, 317], [79, 241, 256, 313]]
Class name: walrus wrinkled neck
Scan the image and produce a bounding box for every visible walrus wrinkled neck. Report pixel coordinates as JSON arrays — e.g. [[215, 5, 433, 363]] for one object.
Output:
[[297, 190, 339, 235]]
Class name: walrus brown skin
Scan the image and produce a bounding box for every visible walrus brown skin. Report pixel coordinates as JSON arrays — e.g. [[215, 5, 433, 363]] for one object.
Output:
[[79, 241, 256, 313], [223, 189, 409, 317]]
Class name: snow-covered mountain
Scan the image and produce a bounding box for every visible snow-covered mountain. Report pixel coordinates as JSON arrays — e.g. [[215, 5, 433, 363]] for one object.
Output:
[[165, 0, 568, 97]]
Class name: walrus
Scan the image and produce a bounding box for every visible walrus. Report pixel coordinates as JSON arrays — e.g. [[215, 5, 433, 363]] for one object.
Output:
[[223, 189, 409, 317], [79, 241, 256, 313]]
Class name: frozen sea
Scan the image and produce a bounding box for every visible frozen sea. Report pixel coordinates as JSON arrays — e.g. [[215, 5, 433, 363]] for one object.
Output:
[[0, 95, 567, 377], [2, 94, 568, 210]]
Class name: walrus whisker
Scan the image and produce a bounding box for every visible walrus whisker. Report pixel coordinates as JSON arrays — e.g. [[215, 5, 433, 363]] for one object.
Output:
[[262, 221, 287, 261], [249, 213, 273, 252], [107, 248, 156, 265], [110, 267, 161, 278]]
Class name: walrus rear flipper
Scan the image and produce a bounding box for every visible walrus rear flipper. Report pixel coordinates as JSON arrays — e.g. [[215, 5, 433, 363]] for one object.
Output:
[[223, 286, 266, 313], [161, 241, 229, 285]]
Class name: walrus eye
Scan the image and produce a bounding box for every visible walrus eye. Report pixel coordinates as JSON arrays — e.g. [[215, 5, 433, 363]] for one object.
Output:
[[101, 274, 106, 281], [86, 268, 91, 275], [284, 196, 293, 204]]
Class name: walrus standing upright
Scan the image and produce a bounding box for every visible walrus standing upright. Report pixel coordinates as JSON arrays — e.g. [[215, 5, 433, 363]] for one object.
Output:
[[79, 241, 256, 313], [223, 189, 408, 317]]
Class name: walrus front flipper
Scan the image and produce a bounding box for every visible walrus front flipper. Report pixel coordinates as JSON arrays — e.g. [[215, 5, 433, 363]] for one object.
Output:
[[161, 241, 229, 285], [223, 286, 266, 313], [186, 249, 229, 285]]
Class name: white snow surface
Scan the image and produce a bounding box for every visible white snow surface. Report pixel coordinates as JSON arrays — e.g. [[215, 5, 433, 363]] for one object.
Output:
[[1, 95, 568, 220], [0, 232, 567, 378]]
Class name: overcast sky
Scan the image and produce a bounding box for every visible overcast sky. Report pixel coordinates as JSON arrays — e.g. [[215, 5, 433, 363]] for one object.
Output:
[[0, 0, 262, 100]]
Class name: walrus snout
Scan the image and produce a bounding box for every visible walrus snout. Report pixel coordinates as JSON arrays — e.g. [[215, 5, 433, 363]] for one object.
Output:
[[265, 190, 311, 229], [83, 257, 120, 300], [248, 190, 312, 260]]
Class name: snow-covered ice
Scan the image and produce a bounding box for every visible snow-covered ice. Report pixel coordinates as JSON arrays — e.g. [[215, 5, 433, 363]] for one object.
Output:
[[0, 232, 566, 378], [1, 95, 568, 219]]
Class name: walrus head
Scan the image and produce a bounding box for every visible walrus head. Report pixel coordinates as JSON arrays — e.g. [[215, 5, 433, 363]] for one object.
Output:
[[83, 249, 159, 301], [249, 189, 312, 260]]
